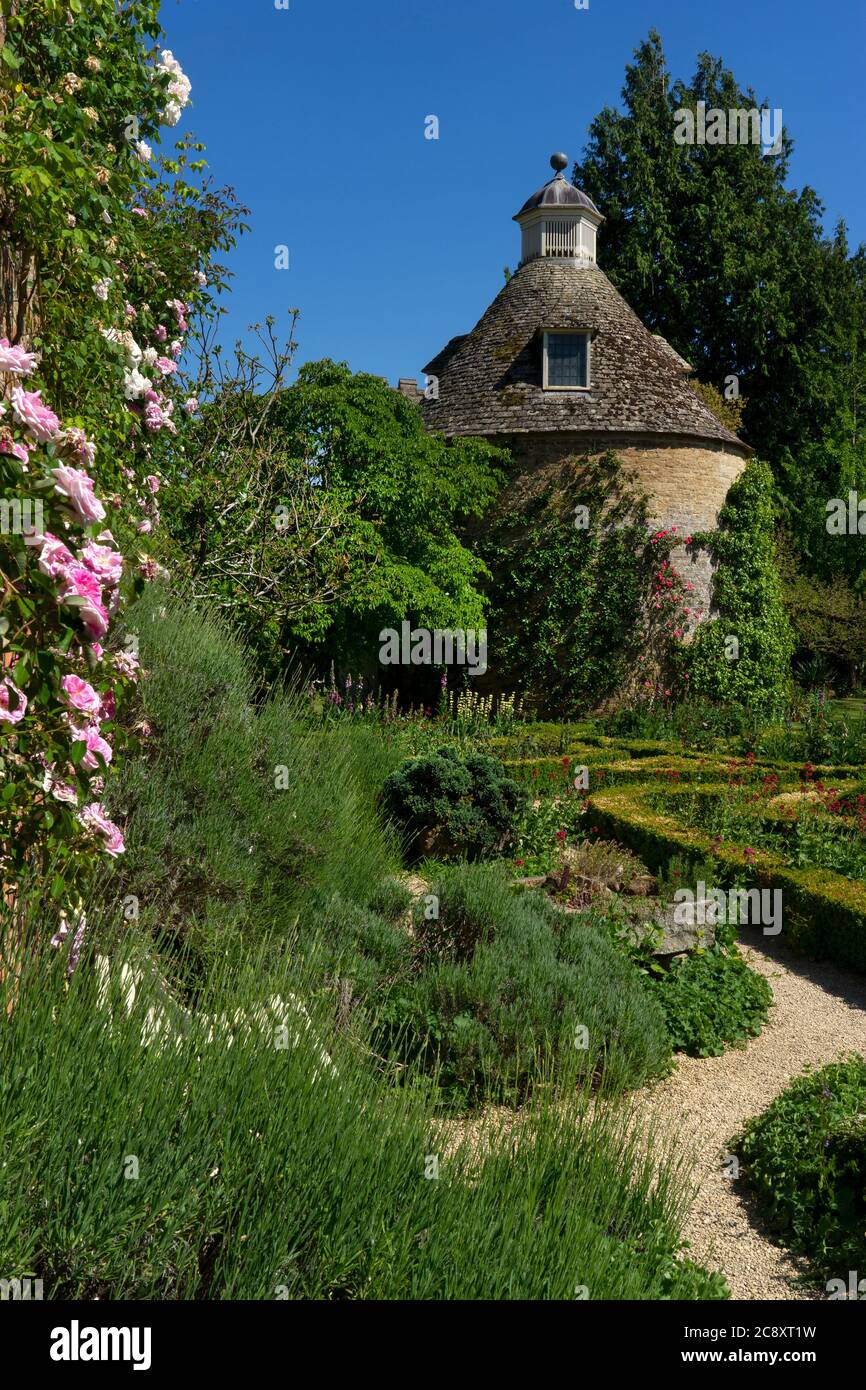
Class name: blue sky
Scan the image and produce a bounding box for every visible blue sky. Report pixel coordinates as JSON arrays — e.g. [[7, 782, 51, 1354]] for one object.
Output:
[[160, 0, 866, 387]]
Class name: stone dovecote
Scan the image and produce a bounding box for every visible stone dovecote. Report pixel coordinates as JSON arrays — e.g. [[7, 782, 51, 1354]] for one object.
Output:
[[418, 154, 751, 621]]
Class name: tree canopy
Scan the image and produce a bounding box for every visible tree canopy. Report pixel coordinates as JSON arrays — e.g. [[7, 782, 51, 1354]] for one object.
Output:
[[573, 30, 866, 589]]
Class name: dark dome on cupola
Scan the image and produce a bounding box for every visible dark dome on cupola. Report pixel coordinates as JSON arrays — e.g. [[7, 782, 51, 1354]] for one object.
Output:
[[515, 153, 603, 219]]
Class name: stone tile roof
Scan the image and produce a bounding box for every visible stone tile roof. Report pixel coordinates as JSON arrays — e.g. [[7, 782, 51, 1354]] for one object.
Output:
[[422, 258, 746, 451]]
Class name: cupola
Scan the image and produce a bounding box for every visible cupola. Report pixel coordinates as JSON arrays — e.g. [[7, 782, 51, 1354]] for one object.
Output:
[[513, 153, 604, 266]]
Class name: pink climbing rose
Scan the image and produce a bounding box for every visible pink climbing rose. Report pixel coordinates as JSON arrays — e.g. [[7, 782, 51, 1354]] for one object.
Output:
[[61, 673, 102, 716], [0, 437, 30, 465], [70, 721, 113, 770], [10, 386, 60, 441], [78, 801, 125, 856], [38, 533, 76, 579], [80, 541, 123, 585], [58, 564, 109, 637], [0, 337, 38, 376], [0, 677, 27, 724], [52, 465, 106, 525]]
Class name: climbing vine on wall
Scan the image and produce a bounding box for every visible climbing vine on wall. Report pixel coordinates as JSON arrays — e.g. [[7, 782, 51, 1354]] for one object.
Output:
[[477, 451, 691, 716], [684, 459, 794, 708]]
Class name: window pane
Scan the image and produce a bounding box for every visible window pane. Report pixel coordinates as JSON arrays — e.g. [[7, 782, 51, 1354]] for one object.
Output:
[[547, 333, 587, 387]]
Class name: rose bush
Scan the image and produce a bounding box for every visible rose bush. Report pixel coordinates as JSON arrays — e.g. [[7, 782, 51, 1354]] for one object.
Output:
[[1, 0, 245, 961]]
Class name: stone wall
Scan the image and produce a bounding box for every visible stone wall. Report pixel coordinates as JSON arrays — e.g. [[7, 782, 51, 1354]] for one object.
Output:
[[487, 431, 749, 621]]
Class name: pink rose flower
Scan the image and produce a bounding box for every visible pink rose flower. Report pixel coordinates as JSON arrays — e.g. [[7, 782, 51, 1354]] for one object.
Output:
[[183, 397, 199, 415], [0, 438, 30, 465], [90, 642, 104, 661], [61, 673, 102, 715], [59, 562, 102, 605], [58, 564, 109, 637], [79, 599, 109, 638], [0, 337, 38, 376], [145, 475, 160, 494], [11, 386, 60, 442], [0, 677, 27, 724], [80, 541, 123, 585], [154, 324, 168, 342], [155, 356, 177, 376], [137, 518, 153, 534], [38, 533, 76, 579], [52, 465, 106, 525], [166, 298, 188, 331], [78, 801, 125, 856], [49, 777, 79, 806], [70, 721, 113, 770], [101, 688, 116, 720], [143, 396, 176, 434]]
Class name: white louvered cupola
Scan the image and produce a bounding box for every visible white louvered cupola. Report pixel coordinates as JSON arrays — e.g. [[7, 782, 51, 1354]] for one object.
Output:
[[513, 153, 604, 267]]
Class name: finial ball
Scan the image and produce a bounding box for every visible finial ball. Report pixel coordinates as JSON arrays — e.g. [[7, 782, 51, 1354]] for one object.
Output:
[[550, 152, 569, 173]]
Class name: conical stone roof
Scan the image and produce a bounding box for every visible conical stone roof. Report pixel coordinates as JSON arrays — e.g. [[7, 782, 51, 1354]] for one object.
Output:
[[422, 258, 746, 451]]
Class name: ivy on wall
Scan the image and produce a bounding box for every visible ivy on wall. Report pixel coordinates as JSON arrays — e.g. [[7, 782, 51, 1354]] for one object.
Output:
[[684, 460, 794, 708], [476, 451, 690, 717]]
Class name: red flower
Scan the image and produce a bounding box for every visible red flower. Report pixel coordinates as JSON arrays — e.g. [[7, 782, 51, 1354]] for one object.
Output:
[[555, 829, 567, 841]]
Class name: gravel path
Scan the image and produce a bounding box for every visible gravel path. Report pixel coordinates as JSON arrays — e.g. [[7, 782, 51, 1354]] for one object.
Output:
[[636, 927, 866, 1299]]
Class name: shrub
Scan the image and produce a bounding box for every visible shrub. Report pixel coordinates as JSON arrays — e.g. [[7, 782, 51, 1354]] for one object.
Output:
[[650, 950, 773, 1057], [0, 930, 725, 1301], [108, 586, 403, 978], [397, 863, 672, 1104], [587, 782, 866, 974], [686, 460, 794, 709], [735, 1056, 866, 1282], [381, 747, 526, 862]]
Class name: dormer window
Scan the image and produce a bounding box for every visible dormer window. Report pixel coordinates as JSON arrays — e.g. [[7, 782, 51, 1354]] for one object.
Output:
[[543, 330, 590, 390]]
